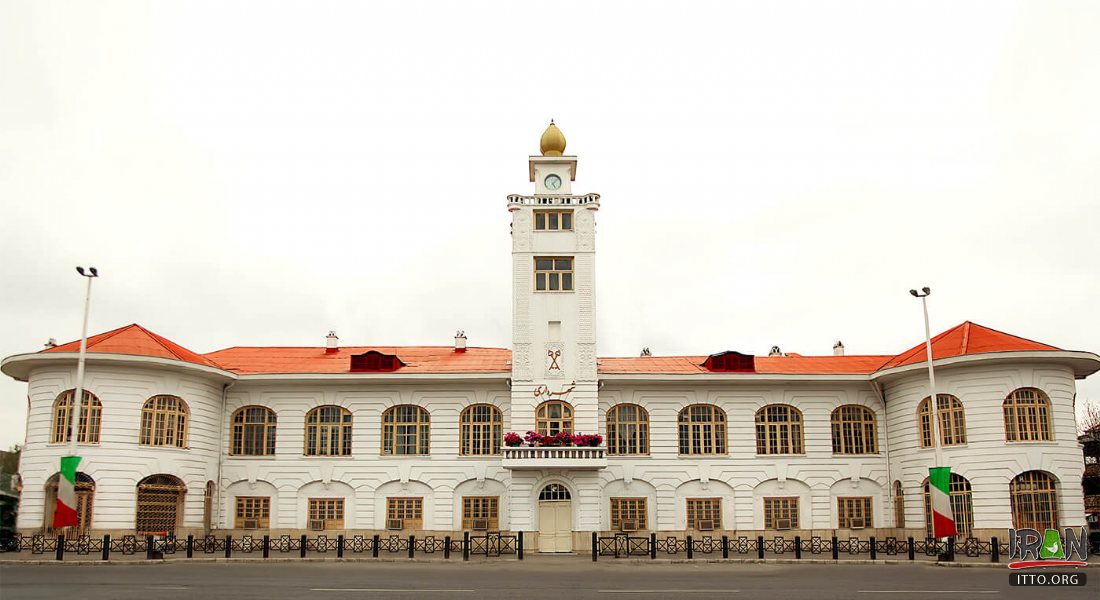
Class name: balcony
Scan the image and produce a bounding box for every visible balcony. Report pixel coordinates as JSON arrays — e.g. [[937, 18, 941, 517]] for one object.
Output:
[[506, 193, 601, 207], [501, 446, 608, 470]]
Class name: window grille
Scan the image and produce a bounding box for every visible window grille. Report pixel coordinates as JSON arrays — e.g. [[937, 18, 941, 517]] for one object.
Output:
[[837, 496, 872, 529], [1003, 388, 1053, 442], [893, 480, 905, 528], [538, 484, 571, 501], [139, 395, 189, 448], [382, 405, 430, 455], [610, 498, 647, 531], [918, 394, 967, 448], [460, 404, 502, 456], [678, 404, 726, 455], [231, 406, 277, 455], [535, 400, 573, 436], [136, 474, 186, 535], [50, 389, 102, 444], [44, 472, 95, 533], [763, 497, 799, 529], [308, 497, 345, 530], [305, 405, 352, 456], [462, 496, 499, 530], [922, 474, 973, 538], [203, 480, 215, 532], [755, 404, 804, 454], [1010, 471, 1059, 531], [830, 405, 878, 454], [686, 498, 722, 530], [607, 404, 649, 455], [386, 497, 423, 529], [235, 496, 271, 528]]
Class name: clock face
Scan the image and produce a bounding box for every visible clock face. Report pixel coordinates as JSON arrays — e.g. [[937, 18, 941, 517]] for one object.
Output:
[[544, 174, 562, 191]]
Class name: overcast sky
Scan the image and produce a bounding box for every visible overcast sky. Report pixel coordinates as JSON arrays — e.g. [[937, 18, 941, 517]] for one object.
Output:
[[1, 1, 1098, 448]]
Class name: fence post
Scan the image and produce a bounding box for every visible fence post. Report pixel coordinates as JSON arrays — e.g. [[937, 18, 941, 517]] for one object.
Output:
[[869, 536, 877, 560], [184, 534, 193, 558], [102, 534, 111, 561], [756, 535, 764, 560], [373, 534, 380, 558], [687, 535, 694, 559], [941, 536, 955, 562], [907, 536, 915, 561], [794, 535, 802, 559], [592, 532, 598, 562], [263, 535, 270, 559], [444, 535, 451, 559], [225, 535, 232, 559], [462, 531, 469, 561], [146, 535, 155, 560], [409, 535, 415, 559], [990, 536, 999, 563], [300, 534, 307, 558], [517, 531, 523, 560], [722, 535, 729, 559], [650, 532, 657, 560], [337, 535, 344, 558], [56, 534, 65, 561], [831, 535, 839, 560]]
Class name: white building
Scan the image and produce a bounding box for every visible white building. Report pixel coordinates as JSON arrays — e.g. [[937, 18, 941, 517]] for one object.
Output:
[[3, 123, 1098, 552]]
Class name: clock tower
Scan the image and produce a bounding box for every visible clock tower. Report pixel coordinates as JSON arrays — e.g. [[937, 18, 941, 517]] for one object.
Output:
[[508, 121, 600, 438]]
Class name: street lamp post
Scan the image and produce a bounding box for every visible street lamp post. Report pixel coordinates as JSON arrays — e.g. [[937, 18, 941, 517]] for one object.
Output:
[[909, 286, 955, 561], [55, 266, 98, 532]]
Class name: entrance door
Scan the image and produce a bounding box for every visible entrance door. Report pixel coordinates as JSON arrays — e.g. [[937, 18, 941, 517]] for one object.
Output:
[[538, 484, 573, 553]]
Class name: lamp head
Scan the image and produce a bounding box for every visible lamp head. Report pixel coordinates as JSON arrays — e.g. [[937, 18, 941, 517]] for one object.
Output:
[[909, 289, 918, 297], [922, 286, 930, 294], [76, 267, 85, 276], [89, 267, 98, 277]]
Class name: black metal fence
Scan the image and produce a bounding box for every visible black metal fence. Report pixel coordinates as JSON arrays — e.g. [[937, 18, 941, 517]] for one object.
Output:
[[0, 531, 522, 561], [592, 532, 1007, 562]]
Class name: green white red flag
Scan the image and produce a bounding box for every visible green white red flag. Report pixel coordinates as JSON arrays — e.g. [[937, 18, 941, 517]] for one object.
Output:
[[53, 455, 81, 528], [928, 466, 957, 538]]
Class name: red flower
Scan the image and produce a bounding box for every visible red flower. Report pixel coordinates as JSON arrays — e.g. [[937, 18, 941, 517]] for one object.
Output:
[[503, 432, 523, 447]]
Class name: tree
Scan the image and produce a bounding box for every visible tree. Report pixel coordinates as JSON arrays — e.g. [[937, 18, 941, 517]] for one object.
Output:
[[0, 445, 19, 474]]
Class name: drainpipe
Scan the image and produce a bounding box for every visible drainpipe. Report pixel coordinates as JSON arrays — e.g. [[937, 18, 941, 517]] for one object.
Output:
[[868, 379, 894, 524], [214, 380, 236, 532]]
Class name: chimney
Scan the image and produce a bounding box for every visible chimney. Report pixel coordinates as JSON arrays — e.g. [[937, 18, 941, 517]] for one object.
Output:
[[640, 347, 652, 357], [454, 330, 467, 353], [325, 331, 339, 353], [768, 346, 783, 357], [44, 338, 57, 349], [833, 340, 845, 356]]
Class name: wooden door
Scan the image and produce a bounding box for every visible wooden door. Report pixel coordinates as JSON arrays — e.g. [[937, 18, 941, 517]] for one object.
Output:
[[538, 501, 573, 552]]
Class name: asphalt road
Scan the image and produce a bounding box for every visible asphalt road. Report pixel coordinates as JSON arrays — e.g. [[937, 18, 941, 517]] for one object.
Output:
[[0, 559, 1095, 600]]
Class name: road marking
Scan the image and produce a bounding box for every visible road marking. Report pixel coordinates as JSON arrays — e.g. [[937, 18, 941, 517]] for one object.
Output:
[[858, 592, 999, 595], [599, 591, 739, 594], [148, 587, 187, 590], [311, 589, 475, 593]]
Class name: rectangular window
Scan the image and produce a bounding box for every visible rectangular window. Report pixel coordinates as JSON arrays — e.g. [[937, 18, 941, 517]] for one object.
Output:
[[387, 497, 424, 529], [610, 497, 647, 531], [534, 257, 574, 292], [308, 497, 345, 530], [461, 496, 499, 530], [235, 496, 271, 528], [763, 497, 800, 529], [534, 210, 573, 231], [686, 498, 722, 529], [837, 497, 872, 529]]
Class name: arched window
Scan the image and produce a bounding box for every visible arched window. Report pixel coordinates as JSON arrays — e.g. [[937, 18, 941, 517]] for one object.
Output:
[[203, 480, 215, 532], [44, 472, 95, 533], [382, 405, 430, 455], [230, 406, 277, 456], [830, 405, 878, 454], [460, 404, 503, 456], [678, 404, 726, 455], [607, 404, 649, 455], [918, 394, 967, 448], [922, 473, 974, 538], [50, 389, 102, 444], [305, 405, 352, 456], [535, 401, 573, 436], [894, 480, 905, 528], [539, 483, 572, 501], [140, 395, 189, 448], [755, 404, 803, 455], [1010, 471, 1059, 531], [1003, 388, 1053, 442], [135, 474, 186, 535]]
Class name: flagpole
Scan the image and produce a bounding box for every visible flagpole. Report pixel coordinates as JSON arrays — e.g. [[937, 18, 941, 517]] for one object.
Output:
[[910, 286, 954, 561], [60, 266, 97, 532]]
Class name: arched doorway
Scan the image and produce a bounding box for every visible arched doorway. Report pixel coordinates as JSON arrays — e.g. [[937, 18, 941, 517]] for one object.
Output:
[[203, 480, 215, 532], [538, 483, 572, 553], [44, 472, 95, 534], [136, 474, 186, 534]]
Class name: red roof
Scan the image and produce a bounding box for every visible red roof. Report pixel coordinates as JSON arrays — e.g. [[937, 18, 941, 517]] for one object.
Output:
[[878, 321, 1059, 370], [206, 346, 511, 374], [32, 321, 1067, 376], [42, 324, 221, 368]]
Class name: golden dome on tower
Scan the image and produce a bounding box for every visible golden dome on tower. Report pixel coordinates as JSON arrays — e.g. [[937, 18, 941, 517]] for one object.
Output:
[[539, 120, 567, 156]]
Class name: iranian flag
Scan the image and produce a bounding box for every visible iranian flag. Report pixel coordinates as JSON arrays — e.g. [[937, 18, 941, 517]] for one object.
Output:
[[928, 466, 957, 538], [53, 455, 81, 528]]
